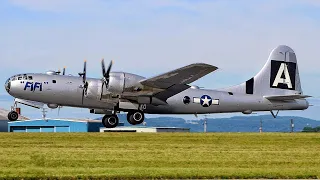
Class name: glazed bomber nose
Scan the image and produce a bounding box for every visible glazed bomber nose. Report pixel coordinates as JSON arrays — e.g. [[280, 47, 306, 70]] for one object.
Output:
[[5, 79, 10, 93]]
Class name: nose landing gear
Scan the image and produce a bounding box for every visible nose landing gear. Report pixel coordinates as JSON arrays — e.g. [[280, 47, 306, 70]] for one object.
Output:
[[8, 111, 18, 121], [8, 102, 19, 121]]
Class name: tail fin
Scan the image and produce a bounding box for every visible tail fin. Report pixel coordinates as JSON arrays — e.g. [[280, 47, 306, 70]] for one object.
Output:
[[223, 45, 303, 96]]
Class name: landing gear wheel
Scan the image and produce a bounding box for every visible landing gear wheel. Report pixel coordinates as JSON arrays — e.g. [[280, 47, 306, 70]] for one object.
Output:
[[102, 114, 119, 128], [127, 111, 145, 125], [8, 111, 18, 121]]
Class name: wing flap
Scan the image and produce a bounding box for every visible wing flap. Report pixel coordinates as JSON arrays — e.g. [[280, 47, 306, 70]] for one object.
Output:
[[264, 94, 312, 101]]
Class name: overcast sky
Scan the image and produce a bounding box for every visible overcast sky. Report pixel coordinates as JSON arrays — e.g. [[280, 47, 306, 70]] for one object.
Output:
[[0, 0, 319, 120]]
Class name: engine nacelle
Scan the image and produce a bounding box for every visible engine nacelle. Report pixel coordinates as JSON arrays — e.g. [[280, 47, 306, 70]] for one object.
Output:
[[86, 80, 101, 100], [107, 72, 145, 95], [85, 72, 146, 101], [47, 104, 59, 109], [108, 72, 125, 94]]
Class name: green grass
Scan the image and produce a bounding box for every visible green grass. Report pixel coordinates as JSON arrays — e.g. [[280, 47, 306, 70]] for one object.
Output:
[[0, 133, 319, 179]]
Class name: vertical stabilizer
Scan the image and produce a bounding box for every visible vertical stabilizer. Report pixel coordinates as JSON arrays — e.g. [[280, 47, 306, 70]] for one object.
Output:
[[222, 45, 303, 96]]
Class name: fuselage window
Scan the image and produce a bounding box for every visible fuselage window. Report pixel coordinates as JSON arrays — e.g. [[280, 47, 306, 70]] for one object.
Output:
[[52, 80, 56, 83], [28, 76, 33, 80], [228, 92, 234, 95]]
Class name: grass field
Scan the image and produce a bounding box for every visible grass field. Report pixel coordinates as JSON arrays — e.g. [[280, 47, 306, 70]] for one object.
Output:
[[0, 133, 319, 179]]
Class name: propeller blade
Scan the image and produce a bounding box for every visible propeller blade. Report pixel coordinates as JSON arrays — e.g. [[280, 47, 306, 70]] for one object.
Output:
[[100, 59, 113, 100], [100, 81, 108, 100], [101, 59, 113, 78], [83, 60, 87, 83], [80, 60, 88, 105], [82, 82, 88, 104], [106, 60, 113, 78], [101, 59, 106, 77], [100, 81, 105, 100], [81, 89, 85, 104]]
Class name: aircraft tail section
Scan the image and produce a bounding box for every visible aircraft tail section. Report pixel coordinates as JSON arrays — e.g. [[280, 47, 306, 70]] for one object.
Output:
[[223, 45, 305, 96]]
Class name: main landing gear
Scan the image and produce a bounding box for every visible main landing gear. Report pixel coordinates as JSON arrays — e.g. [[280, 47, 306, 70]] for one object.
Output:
[[127, 110, 145, 125], [102, 114, 119, 128], [101, 110, 145, 128]]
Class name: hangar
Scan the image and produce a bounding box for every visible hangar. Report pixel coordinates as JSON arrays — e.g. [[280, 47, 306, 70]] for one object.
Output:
[[8, 119, 107, 132]]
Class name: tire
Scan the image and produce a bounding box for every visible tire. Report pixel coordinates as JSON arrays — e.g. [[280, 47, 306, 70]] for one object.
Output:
[[102, 114, 119, 128], [8, 111, 18, 121], [127, 111, 144, 125]]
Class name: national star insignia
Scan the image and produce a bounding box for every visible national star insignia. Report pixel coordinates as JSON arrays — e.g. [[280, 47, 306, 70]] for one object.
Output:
[[200, 95, 212, 107]]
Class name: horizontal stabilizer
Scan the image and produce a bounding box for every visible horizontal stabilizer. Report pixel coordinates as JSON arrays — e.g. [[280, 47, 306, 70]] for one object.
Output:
[[264, 94, 312, 101]]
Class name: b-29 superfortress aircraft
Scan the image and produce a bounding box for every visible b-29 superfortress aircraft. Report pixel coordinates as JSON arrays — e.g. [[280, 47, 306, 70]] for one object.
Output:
[[4, 45, 310, 128]]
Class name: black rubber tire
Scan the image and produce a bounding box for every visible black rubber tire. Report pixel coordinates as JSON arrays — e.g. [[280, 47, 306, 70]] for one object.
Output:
[[102, 114, 119, 128], [127, 111, 144, 125], [8, 111, 18, 121]]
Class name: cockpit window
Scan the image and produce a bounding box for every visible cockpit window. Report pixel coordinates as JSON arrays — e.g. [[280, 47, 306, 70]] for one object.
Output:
[[28, 76, 33, 80], [17, 77, 22, 80], [23, 75, 28, 80]]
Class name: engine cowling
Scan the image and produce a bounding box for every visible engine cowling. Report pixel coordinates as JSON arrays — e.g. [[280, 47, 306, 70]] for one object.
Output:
[[85, 72, 145, 100], [107, 72, 125, 94], [86, 80, 100, 100], [107, 72, 145, 94]]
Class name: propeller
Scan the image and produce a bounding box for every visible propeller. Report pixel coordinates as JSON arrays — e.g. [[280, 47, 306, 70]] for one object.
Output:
[[100, 59, 113, 100], [79, 60, 88, 104]]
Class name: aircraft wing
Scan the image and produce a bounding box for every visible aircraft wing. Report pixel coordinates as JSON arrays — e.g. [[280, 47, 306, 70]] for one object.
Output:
[[122, 63, 218, 103], [139, 63, 218, 101], [140, 63, 218, 89], [264, 94, 312, 101]]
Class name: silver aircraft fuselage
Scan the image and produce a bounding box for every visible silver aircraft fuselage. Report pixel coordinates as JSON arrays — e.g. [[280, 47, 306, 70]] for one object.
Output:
[[5, 73, 308, 115]]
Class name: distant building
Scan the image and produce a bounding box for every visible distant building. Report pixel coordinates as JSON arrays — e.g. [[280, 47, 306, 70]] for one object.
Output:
[[8, 119, 123, 132]]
